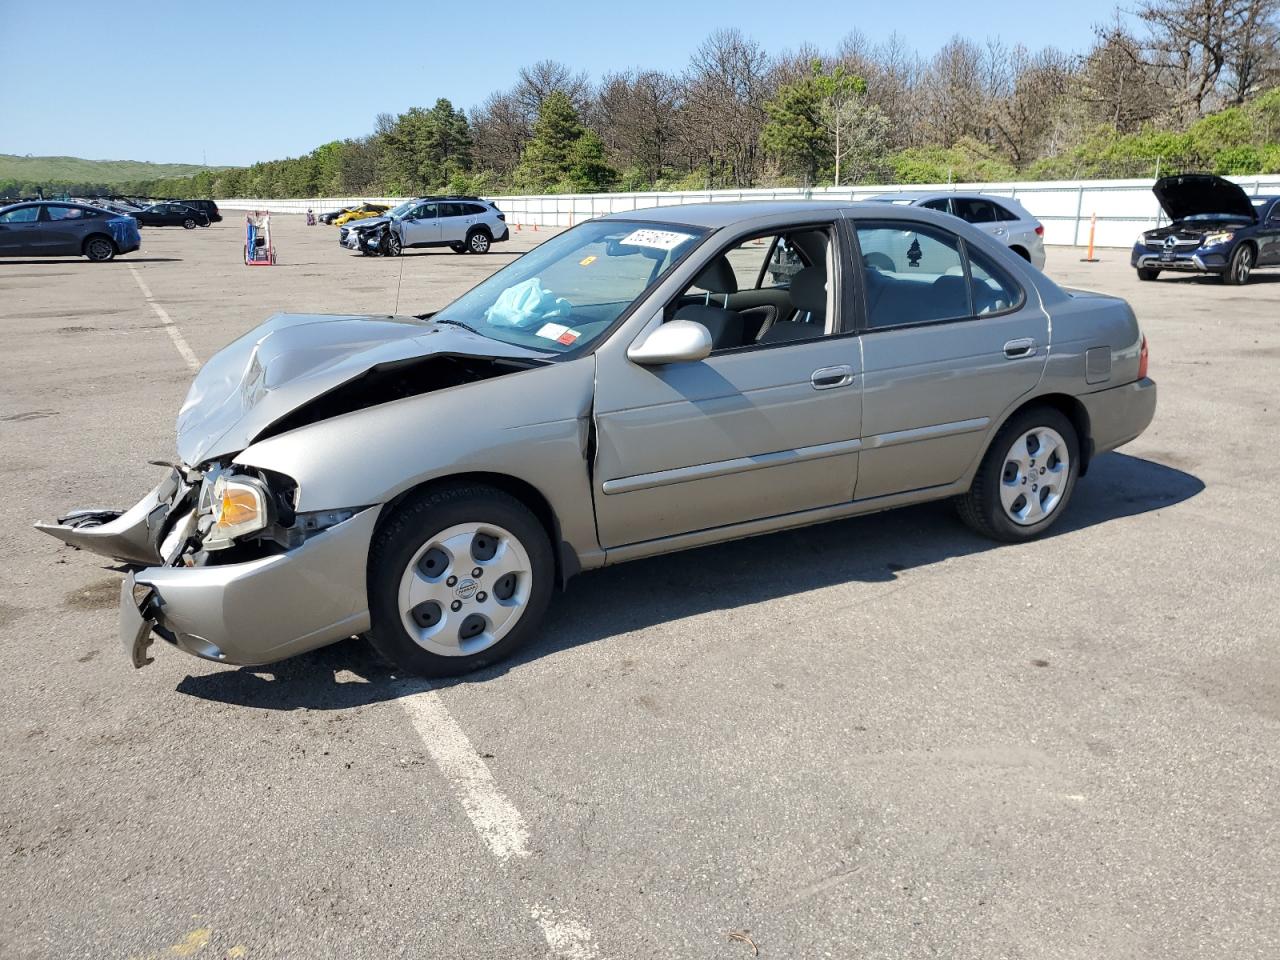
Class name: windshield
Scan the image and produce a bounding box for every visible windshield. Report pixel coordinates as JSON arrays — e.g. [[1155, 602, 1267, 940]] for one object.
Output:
[[429, 219, 705, 354], [386, 200, 416, 219]]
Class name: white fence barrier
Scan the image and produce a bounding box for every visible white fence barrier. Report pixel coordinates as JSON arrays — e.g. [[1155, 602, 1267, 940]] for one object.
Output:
[[217, 175, 1280, 248]]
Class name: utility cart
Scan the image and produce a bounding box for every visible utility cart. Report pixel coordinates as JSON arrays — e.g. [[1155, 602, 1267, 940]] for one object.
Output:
[[244, 211, 275, 266]]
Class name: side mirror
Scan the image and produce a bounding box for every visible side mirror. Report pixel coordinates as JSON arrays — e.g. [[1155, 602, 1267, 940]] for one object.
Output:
[[627, 319, 713, 366]]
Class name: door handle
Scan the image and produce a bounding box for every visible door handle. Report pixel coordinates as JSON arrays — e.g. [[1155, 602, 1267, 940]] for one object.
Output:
[[811, 365, 854, 389], [1003, 338, 1037, 358]]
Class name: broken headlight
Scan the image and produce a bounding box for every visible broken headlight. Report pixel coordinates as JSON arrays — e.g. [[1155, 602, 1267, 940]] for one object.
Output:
[[202, 474, 271, 550]]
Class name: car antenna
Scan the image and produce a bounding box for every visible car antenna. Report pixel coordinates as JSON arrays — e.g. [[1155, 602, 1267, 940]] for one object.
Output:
[[393, 249, 406, 315]]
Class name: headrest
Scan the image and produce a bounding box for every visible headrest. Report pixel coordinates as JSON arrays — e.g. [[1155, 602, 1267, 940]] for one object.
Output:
[[693, 256, 738, 295], [789, 266, 827, 315]]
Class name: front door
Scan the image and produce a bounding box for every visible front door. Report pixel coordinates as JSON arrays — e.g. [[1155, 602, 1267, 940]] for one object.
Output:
[[400, 202, 440, 247], [851, 218, 1048, 500], [0, 204, 44, 254], [592, 220, 862, 549]]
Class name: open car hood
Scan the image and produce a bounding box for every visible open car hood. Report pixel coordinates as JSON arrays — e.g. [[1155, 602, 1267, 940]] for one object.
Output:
[[176, 313, 547, 465], [1153, 174, 1256, 222]]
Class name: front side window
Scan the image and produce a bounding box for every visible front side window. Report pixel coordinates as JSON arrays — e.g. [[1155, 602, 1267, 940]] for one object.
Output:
[[667, 226, 834, 351], [0, 206, 40, 223], [429, 219, 704, 354]]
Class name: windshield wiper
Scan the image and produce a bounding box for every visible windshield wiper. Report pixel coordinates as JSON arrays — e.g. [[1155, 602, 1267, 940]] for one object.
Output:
[[434, 318, 484, 336]]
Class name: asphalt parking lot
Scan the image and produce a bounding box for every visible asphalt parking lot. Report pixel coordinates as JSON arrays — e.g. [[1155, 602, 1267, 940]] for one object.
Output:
[[2, 215, 1277, 960]]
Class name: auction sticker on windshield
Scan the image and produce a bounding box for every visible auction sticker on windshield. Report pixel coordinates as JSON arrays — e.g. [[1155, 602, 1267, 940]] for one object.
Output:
[[620, 229, 693, 251]]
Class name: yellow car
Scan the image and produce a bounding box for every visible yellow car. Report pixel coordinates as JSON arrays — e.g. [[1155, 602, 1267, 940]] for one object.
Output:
[[332, 203, 390, 227]]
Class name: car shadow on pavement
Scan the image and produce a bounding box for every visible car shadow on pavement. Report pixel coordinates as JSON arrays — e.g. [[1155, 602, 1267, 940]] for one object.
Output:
[[176, 451, 1203, 710]]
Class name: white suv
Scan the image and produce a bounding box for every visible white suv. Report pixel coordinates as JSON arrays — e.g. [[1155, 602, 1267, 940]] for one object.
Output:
[[341, 197, 510, 256], [867, 192, 1046, 269]]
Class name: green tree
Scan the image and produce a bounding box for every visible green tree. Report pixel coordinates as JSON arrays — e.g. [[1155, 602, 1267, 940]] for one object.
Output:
[[761, 60, 879, 185], [380, 100, 473, 193], [515, 91, 615, 192]]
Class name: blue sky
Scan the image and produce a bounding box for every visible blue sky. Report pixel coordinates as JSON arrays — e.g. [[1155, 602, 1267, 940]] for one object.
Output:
[[2, 0, 1126, 166]]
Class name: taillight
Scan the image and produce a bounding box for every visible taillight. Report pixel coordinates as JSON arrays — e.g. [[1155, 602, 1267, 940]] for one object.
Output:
[[1138, 335, 1149, 379], [1034, 224, 1044, 236]]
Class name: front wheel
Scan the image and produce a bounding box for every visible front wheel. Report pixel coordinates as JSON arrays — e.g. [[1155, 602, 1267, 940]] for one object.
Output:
[[1224, 244, 1253, 285], [955, 406, 1079, 542], [83, 236, 116, 262], [183, 218, 196, 229], [383, 232, 402, 257], [1136, 267, 1160, 281], [467, 230, 491, 254], [367, 484, 554, 677]]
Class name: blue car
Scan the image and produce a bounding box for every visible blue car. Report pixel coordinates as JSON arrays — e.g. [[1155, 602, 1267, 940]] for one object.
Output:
[[1132, 174, 1280, 285], [0, 200, 141, 261]]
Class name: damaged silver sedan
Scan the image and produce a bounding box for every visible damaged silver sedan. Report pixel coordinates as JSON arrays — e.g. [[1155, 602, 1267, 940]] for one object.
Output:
[[39, 201, 1156, 676]]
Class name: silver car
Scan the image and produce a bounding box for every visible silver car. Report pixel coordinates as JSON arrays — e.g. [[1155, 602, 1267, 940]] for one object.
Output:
[[867, 192, 1047, 269], [39, 201, 1154, 677], [341, 197, 510, 256]]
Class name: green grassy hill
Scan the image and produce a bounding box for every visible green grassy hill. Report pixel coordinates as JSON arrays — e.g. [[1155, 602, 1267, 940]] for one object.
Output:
[[0, 154, 230, 184]]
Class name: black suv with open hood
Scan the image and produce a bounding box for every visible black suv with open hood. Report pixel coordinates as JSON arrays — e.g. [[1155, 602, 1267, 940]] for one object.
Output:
[[1131, 174, 1280, 285]]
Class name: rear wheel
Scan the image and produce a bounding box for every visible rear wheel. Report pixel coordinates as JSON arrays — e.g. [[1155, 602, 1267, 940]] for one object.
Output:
[[467, 229, 492, 254], [955, 406, 1079, 542], [83, 236, 116, 262], [1224, 244, 1253, 285], [1137, 267, 1160, 281], [367, 484, 554, 677]]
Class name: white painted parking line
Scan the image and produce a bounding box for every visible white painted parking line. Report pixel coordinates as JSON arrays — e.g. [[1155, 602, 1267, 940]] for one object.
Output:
[[401, 686, 601, 959], [127, 266, 202, 372], [129, 288, 600, 958], [400, 688, 532, 861]]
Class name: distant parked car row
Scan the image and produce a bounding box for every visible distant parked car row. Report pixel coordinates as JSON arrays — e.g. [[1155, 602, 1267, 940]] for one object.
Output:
[[338, 196, 510, 256]]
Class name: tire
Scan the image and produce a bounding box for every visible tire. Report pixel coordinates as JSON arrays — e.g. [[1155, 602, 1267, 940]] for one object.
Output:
[[450, 242, 467, 254], [1224, 244, 1254, 285], [367, 483, 554, 677], [467, 229, 492, 254], [383, 232, 402, 257], [183, 218, 196, 229], [955, 406, 1079, 543], [1136, 267, 1160, 281], [83, 236, 116, 262]]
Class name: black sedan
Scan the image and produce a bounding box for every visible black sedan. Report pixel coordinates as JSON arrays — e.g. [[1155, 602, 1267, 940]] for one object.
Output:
[[134, 203, 210, 229], [0, 201, 141, 261], [1132, 174, 1280, 284]]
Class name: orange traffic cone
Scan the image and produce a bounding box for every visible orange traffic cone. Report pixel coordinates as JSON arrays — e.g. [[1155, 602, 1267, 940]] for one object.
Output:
[[1080, 212, 1100, 263]]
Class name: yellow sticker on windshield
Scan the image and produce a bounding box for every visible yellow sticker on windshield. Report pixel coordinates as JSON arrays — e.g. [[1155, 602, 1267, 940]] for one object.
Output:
[[579, 255, 597, 266]]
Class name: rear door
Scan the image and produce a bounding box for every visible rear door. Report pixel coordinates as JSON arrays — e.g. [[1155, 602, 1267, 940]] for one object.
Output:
[[850, 218, 1047, 500], [439, 202, 469, 243], [42, 204, 92, 255]]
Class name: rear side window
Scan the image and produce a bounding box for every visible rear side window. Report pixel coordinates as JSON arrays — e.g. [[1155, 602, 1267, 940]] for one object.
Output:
[[921, 198, 950, 213], [46, 205, 91, 221], [0, 206, 40, 223], [465, 203, 488, 215], [953, 198, 1001, 224], [857, 223, 970, 328], [856, 222, 1025, 328], [992, 202, 1019, 222]]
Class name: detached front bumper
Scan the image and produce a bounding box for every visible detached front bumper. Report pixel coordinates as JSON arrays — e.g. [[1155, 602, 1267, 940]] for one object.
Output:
[[123, 506, 379, 667], [40, 471, 380, 668]]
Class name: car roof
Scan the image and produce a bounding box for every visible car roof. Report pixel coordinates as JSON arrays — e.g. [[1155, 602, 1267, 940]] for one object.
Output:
[[598, 200, 865, 229]]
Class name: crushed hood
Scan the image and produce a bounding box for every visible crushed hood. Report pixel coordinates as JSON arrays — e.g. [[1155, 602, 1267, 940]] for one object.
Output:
[[177, 313, 548, 465], [1153, 174, 1256, 222], [344, 215, 390, 231]]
